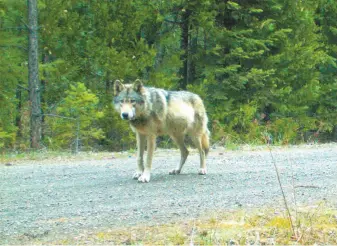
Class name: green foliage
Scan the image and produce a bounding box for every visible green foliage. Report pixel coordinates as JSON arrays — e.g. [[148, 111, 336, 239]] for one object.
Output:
[[0, 126, 15, 148], [46, 83, 104, 150], [0, 0, 27, 149], [203, 0, 336, 144], [1, 0, 336, 151], [270, 118, 299, 144]]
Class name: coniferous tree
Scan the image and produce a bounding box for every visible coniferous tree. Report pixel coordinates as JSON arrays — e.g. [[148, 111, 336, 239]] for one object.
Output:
[[1, 0, 336, 150]]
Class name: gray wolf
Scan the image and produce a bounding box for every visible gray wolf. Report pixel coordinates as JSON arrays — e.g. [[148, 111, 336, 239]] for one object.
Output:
[[113, 79, 210, 183]]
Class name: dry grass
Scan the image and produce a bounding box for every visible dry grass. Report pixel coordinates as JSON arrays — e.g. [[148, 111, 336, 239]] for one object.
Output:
[[46, 205, 337, 245]]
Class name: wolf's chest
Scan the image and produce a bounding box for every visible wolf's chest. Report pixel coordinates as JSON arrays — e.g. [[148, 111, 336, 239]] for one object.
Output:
[[130, 116, 166, 135]]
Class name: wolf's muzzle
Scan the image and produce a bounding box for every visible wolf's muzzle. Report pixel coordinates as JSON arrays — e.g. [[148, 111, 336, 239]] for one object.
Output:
[[121, 112, 129, 120]]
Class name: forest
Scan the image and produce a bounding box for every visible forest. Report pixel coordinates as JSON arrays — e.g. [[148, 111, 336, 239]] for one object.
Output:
[[0, 0, 336, 152]]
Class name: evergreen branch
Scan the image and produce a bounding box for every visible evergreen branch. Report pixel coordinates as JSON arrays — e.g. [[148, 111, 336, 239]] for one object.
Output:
[[0, 26, 27, 30], [20, 18, 29, 30], [43, 114, 77, 121], [164, 18, 183, 24], [17, 84, 30, 91], [0, 45, 28, 51]]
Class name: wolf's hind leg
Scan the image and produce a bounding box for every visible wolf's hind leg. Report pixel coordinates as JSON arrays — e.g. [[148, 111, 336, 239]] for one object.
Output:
[[133, 133, 146, 180], [169, 135, 189, 175], [192, 135, 207, 175]]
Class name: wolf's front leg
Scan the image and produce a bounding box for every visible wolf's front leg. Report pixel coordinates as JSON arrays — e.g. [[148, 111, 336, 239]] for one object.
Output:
[[133, 133, 146, 180], [138, 135, 156, 183], [134, 133, 146, 179]]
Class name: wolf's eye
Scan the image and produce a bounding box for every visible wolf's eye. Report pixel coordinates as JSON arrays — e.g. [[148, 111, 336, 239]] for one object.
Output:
[[130, 99, 136, 103]]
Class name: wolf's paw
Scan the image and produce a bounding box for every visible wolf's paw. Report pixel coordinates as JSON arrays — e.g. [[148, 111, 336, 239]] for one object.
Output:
[[138, 172, 151, 183], [198, 168, 207, 175], [169, 169, 181, 175], [132, 172, 142, 180]]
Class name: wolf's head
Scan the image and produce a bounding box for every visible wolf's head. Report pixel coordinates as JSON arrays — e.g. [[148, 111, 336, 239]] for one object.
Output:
[[113, 79, 146, 120]]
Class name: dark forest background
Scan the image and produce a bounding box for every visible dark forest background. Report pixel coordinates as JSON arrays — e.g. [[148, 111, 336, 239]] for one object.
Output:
[[1, 0, 336, 152]]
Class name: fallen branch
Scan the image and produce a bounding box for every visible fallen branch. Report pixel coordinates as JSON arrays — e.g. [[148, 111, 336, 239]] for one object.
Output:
[[268, 145, 297, 239]]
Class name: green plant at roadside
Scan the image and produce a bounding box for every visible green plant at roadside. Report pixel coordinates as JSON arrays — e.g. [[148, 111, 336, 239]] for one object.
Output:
[[46, 83, 104, 150], [0, 126, 16, 149]]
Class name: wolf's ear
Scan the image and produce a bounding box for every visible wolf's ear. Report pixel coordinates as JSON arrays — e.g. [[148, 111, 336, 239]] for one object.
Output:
[[114, 80, 124, 96], [133, 79, 144, 93]]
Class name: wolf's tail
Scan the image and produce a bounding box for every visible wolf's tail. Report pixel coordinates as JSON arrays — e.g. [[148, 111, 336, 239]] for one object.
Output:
[[201, 129, 210, 156]]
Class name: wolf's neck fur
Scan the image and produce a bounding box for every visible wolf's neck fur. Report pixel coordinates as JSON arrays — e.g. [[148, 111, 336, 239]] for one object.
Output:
[[130, 115, 148, 127]]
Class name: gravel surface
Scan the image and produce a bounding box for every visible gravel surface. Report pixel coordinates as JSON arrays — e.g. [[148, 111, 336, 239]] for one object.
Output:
[[1, 144, 337, 243]]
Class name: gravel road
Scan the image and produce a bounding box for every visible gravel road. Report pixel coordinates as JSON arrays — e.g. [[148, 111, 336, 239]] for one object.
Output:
[[1, 144, 337, 244]]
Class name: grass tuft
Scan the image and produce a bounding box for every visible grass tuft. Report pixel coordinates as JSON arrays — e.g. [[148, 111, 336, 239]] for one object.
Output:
[[24, 206, 336, 245]]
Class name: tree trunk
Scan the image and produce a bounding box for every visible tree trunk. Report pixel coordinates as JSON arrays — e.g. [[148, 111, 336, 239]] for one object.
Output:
[[28, 0, 42, 149], [15, 82, 23, 139]]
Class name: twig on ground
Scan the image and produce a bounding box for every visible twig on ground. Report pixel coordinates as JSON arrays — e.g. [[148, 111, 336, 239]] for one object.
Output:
[[189, 220, 196, 246], [288, 155, 298, 234], [294, 185, 320, 189], [268, 145, 297, 239]]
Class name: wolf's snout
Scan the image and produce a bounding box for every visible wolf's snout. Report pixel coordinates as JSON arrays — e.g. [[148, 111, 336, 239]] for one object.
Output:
[[121, 112, 129, 119]]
